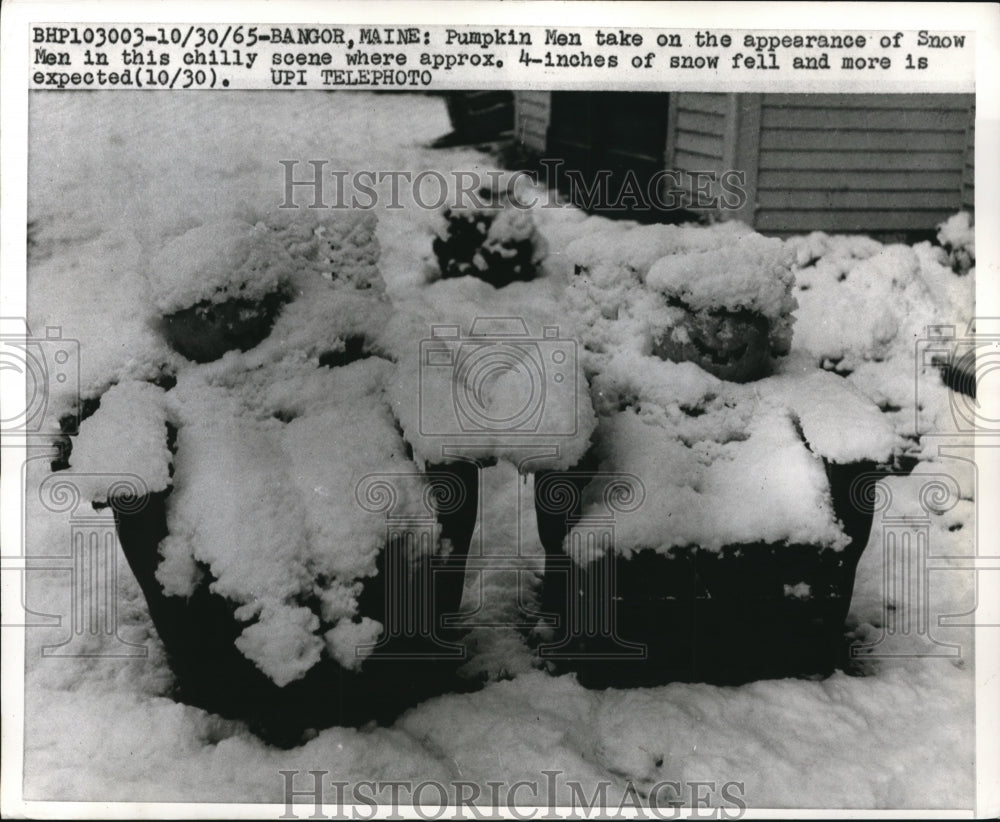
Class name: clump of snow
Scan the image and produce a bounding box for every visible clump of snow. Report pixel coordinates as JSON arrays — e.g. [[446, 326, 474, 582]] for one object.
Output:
[[560, 242, 675, 359], [147, 218, 294, 313], [786, 230, 883, 270], [325, 617, 383, 670], [936, 211, 975, 274], [764, 358, 896, 464], [615, 220, 755, 277], [542, 214, 753, 284], [68, 381, 172, 499], [486, 207, 537, 245], [784, 582, 812, 599], [155, 355, 433, 684], [240, 205, 385, 294], [561, 284, 891, 555], [588, 349, 894, 467], [792, 244, 922, 366], [234, 601, 324, 687], [569, 389, 847, 558]]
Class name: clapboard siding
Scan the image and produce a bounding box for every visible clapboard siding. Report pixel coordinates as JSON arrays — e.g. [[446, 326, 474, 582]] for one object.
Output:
[[676, 94, 730, 115], [668, 93, 727, 173], [674, 148, 724, 167], [676, 110, 728, 137], [510, 91, 974, 233], [759, 129, 968, 152], [756, 209, 961, 234], [758, 150, 966, 172], [753, 93, 974, 232], [758, 170, 963, 191], [514, 91, 551, 153], [759, 190, 962, 211], [763, 94, 972, 110], [761, 107, 970, 131], [674, 129, 725, 160], [962, 105, 975, 212]]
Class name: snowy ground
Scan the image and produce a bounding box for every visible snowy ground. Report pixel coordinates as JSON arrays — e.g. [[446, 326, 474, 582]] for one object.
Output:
[[21, 92, 976, 809]]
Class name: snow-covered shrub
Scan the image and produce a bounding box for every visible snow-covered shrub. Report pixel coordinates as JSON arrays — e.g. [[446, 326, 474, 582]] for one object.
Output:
[[431, 193, 545, 287], [241, 204, 384, 293], [789, 226, 975, 448], [936, 211, 975, 275]]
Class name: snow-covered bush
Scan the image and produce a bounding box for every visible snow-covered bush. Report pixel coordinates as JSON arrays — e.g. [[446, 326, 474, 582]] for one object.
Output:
[[936, 211, 975, 275], [787, 214, 975, 450], [431, 193, 545, 287], [241, 203, 384, 293]]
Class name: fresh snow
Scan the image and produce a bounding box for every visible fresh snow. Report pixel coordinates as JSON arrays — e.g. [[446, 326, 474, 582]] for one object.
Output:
[[22, 91, 975, 809]]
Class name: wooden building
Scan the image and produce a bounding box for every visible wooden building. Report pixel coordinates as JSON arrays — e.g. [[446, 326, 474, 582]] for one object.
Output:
[[513, 92, 976, 235]]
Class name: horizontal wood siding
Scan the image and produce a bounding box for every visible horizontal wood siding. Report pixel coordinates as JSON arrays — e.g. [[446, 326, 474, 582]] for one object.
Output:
[[514, 91, 550, 153], [665, 93, 732, 217], [668, 93, 728, 174], [962, 105, 975, 212], [754, 93, 974, 233]]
